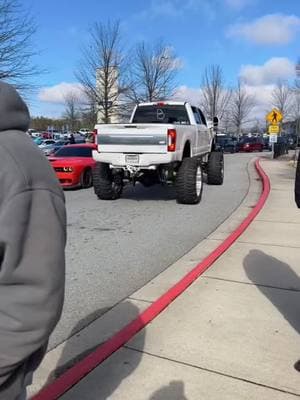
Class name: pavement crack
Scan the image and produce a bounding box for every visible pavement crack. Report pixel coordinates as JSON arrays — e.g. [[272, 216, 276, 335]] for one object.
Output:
[[201, 275, 300, 292], [128, 297, 153, 304], [255, 219, 300, 225], [236, 240, 300, 249], [123, 346, 300, 397]]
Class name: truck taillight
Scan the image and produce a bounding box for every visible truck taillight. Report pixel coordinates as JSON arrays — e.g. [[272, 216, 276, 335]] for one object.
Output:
[[167, 129, 176, 152], [93, 129, 98, 145]]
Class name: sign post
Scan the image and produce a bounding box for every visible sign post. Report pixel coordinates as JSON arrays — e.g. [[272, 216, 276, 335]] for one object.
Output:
[[269, 134, 277, 158], [266, 109, 283, 159]]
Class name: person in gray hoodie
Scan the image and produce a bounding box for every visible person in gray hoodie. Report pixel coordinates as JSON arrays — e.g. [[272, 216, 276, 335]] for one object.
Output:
[[0, 82, 66, 399]]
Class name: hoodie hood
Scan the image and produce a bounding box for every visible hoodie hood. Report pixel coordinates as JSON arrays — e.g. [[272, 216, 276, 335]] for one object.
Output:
[[0, 82, 30, 133]]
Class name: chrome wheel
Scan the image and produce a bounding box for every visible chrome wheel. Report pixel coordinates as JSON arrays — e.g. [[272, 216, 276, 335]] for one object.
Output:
[[196, 166, 202, 197]]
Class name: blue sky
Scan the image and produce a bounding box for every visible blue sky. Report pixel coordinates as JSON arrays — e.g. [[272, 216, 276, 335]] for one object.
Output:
[[21, 0, 300, 118]]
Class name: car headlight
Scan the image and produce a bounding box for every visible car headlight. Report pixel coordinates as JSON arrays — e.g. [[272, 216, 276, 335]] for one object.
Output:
[[63, 167, 73, 172]]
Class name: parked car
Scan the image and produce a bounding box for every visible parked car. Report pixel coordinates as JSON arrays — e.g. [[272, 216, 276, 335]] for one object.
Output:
[[286, 134, 298, 150], [41, 130, 62, 139], [78, 128, 92, 137], [41, 132, 53, 139], [262, 136, 271, 151], [39, 139, 56, 148], [275, 135, 289, 155], [27, 129, 40, 137], [216, 135, 238, 153], [33, 137, 44, 146], [75, 137, 86, 144], [238, 136, 264, 152], [49, 144, 97, 189], [41, 140, 70, 156]]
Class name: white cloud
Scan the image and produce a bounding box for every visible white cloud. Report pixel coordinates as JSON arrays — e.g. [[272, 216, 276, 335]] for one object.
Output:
[[240, 57, 295, 86], [239, 58, 297, 122], [161, 47, 184, 70], [150, 0, 181, 17], [173, 85, 202, 105], [38, 82, 85, 104], [174, 75, 294, 125], [243, 84, 275, 121], [173, 84, 273, 124], [227, 13, 300, 45], [134, 0, 216, 22]]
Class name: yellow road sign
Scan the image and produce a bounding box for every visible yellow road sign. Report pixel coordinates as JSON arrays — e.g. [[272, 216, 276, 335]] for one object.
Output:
[[268, 124, 280, 134], [266, 109, 283, 124]]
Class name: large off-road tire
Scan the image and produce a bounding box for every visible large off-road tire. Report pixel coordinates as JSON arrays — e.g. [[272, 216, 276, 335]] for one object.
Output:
[[93, 162, 123, 200], [207, 151, 224, 185], [80, 168, 93, 189], [175, 157, 203, 204]]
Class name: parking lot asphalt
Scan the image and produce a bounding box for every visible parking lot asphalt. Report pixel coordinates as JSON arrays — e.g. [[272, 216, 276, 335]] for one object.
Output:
[[49, 153, 256, 350]]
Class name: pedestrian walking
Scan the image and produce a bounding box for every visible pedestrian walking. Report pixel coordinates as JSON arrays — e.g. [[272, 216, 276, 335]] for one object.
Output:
[[0, 82, 66, 399], [272, 110, 278, 124], [69, 132, 75, 144]]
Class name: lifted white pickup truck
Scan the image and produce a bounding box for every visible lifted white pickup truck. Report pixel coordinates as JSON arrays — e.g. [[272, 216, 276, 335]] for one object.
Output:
[[93, 101, 224, 204]]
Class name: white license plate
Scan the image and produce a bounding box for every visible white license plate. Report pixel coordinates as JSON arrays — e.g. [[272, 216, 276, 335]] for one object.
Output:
[[125, 154, 139, 164]]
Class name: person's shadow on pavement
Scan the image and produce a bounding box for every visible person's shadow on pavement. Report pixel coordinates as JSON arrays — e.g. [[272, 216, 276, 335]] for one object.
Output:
[[244, 249, 300, 371], [149, 381, 188, 400], [45, 301, 146, 399]]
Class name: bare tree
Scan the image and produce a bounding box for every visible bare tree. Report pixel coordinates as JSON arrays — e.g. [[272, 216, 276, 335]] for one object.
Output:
[[0, 0, 41, 92], [294, 60, 300, 139], [76, 21, 127, 123], [271, 80, 292, 117], [291, 92, 300, 129], [220, 111, 233, 133], [230, 80, 256, 137], [80, 101, 98, 129], [296, 57, 300, 89], [63, 91, 80, 131], [128, 41, 179, 103], [291, 64, 300, 120], [200, 65, 232, 122]]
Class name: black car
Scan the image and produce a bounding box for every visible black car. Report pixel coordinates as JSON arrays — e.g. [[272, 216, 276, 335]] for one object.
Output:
[[263, 136, 271, 151], [286, 134, 298, 150], [275, 135, 289, 155], [216, 136, 238, 153]]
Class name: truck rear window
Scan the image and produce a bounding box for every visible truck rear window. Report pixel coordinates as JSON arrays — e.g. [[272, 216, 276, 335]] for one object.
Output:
[[132, 105, 190, 125]]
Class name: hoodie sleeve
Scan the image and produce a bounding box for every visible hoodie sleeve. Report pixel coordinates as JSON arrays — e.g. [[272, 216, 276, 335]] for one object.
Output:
[[295, 153, 300, 208], [0, 188, 66, 387]]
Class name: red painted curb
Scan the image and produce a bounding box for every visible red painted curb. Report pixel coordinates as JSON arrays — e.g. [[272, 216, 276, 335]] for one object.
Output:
[[32, 158, 270, 400]]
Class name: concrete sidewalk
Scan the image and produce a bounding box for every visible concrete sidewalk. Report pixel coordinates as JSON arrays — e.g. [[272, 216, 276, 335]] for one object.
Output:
[[33, 157, 300, 399]]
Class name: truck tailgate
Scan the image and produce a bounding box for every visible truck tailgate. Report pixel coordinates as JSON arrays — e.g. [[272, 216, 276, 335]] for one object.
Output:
[[97, 124, 168, 154]]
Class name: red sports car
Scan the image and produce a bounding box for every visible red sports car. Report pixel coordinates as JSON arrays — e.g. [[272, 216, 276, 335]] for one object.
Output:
[[49, 144, 97, 189]]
